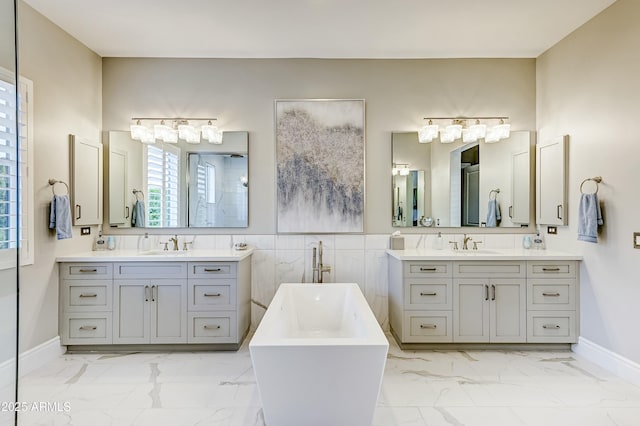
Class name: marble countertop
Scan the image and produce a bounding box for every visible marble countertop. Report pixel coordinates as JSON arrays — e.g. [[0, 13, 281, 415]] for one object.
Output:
[[56, 247, 254, 262], [386, 248, 582, 261]]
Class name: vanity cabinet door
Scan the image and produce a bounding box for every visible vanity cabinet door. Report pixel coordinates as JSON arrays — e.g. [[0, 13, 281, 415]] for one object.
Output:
[[453, 279, 490, 342], [536, 135, 568, 225], [453, 278, 526, 343], [490, 279, 526, 343], [114, 279, 187, 344], [71, 134, 103, 225], [150, 280, 187, 344], [113, 280, 151, 344]]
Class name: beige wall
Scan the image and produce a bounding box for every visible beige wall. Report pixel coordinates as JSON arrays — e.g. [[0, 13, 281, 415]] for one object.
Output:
[[17, 2, 102, 352], [102, 58, 536, 235], [537, 0, 640, 363]]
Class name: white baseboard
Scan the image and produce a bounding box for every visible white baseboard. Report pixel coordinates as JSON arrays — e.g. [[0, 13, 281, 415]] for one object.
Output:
[[0, 336, 65, 388], [572, 336, 640, 387]]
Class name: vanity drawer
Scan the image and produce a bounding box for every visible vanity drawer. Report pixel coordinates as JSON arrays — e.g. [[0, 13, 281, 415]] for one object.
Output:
[[453, 261, 526, 278], [61, 263, 112, 280], [189, 262, 237, 279], [189, 279, 236, 311], [404, 279, 452, 310], [527, 261, 576, 278], [527, 311, 576, 343], [114, 262, 187, 278], [528, 279, 576, 310], [62, 280, 112, 312], [403, 311, 452, 343], [188, 313, 237, 343], [63, 313, 112, 345], [403, 261, 452, 278]]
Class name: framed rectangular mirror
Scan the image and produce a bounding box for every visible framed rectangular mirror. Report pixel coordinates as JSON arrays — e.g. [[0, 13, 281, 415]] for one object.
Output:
[[392, 130, 534, 229], [104, 130, 248, 228]]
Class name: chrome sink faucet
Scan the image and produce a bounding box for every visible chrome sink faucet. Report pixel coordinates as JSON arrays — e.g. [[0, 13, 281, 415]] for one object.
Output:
[[312, 240, 331, 283], [169, 235, 179, 251]]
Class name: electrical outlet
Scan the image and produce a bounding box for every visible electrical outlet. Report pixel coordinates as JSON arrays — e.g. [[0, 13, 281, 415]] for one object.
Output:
[[80, 227, 91, 235], [547, 226, 557, 234], [634, 232, 640, 249]]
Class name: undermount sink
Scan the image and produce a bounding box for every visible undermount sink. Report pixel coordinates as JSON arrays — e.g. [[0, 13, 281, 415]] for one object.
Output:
[[452, 249, 500, 255], [138, 249, 188, 256]]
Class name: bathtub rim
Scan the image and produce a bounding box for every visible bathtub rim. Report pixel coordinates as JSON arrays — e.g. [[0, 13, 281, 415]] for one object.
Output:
[[249, 283, 388, 348]]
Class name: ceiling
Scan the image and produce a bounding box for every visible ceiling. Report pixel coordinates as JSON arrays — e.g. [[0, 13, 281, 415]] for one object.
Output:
[[22, 0, 617, 59]]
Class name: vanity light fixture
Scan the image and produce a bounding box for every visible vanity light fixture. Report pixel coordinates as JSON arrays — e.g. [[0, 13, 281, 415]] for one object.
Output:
[[130, 117, 221, 144], [418, 120, 439, 143], [420, 116, 510, 144], [201, 120, 223, 144], [392, 163, 411, 176]]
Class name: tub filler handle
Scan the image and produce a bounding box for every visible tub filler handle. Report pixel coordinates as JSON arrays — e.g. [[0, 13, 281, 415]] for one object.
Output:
[[420, 324, 437, 329]]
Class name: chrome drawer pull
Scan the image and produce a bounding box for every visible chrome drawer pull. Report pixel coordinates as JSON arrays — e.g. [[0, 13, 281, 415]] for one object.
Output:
[[420, 324, 437, 329], [419, 267, 437, 272], [420, 292, 437, 296], [79, 293, 98, 298], [542, 267, 561, 272], [78, 269, 98, 273], [204, 293, 222, 297], [79, 325, 97, 331], [542, 324, 561, 329], [542, 292, 561, 297], [204, 268, 223, 272], [204, 325, 221, 330]]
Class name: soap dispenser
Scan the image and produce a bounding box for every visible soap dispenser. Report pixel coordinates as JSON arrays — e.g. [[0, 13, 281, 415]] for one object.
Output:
[[94, 231, 106, 251], [140, 232, 150, 252], [433, 232, 444, 250]]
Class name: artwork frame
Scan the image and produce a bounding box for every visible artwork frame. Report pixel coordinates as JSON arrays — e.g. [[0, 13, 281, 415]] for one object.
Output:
[[275, 99, 365, 233]]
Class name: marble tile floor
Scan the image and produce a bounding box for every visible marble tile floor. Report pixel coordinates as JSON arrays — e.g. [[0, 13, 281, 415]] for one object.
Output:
[[6, 335, 640, 426]]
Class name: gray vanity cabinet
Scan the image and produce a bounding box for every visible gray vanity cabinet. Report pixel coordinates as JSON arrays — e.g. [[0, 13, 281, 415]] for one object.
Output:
[[59, 255, 252, 349], [389, 256, 579, 347], [113, 263, 188, 344], [453, 261, 527, 343], [388, 260, 454, 343], [526, 261, 578, 343], [453, 278, 526, 343], [59, 263, 113, 345]]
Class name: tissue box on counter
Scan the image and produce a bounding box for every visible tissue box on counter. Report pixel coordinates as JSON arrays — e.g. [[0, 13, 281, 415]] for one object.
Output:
[[390, 235, 405, 250]]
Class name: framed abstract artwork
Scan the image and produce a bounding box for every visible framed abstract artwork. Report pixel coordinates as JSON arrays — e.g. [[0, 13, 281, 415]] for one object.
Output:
[[275, 99, 365, 233]]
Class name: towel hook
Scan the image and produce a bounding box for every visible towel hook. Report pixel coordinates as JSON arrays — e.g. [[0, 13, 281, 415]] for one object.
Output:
[[489, 188, 500, 200], [132, 189, 145, 201], [580, 176, 602, 194], [48, 178, 69, 196]]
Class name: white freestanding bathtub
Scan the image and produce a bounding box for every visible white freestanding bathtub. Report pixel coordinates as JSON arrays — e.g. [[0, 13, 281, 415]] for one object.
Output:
[[250, 283, 388, 426]]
